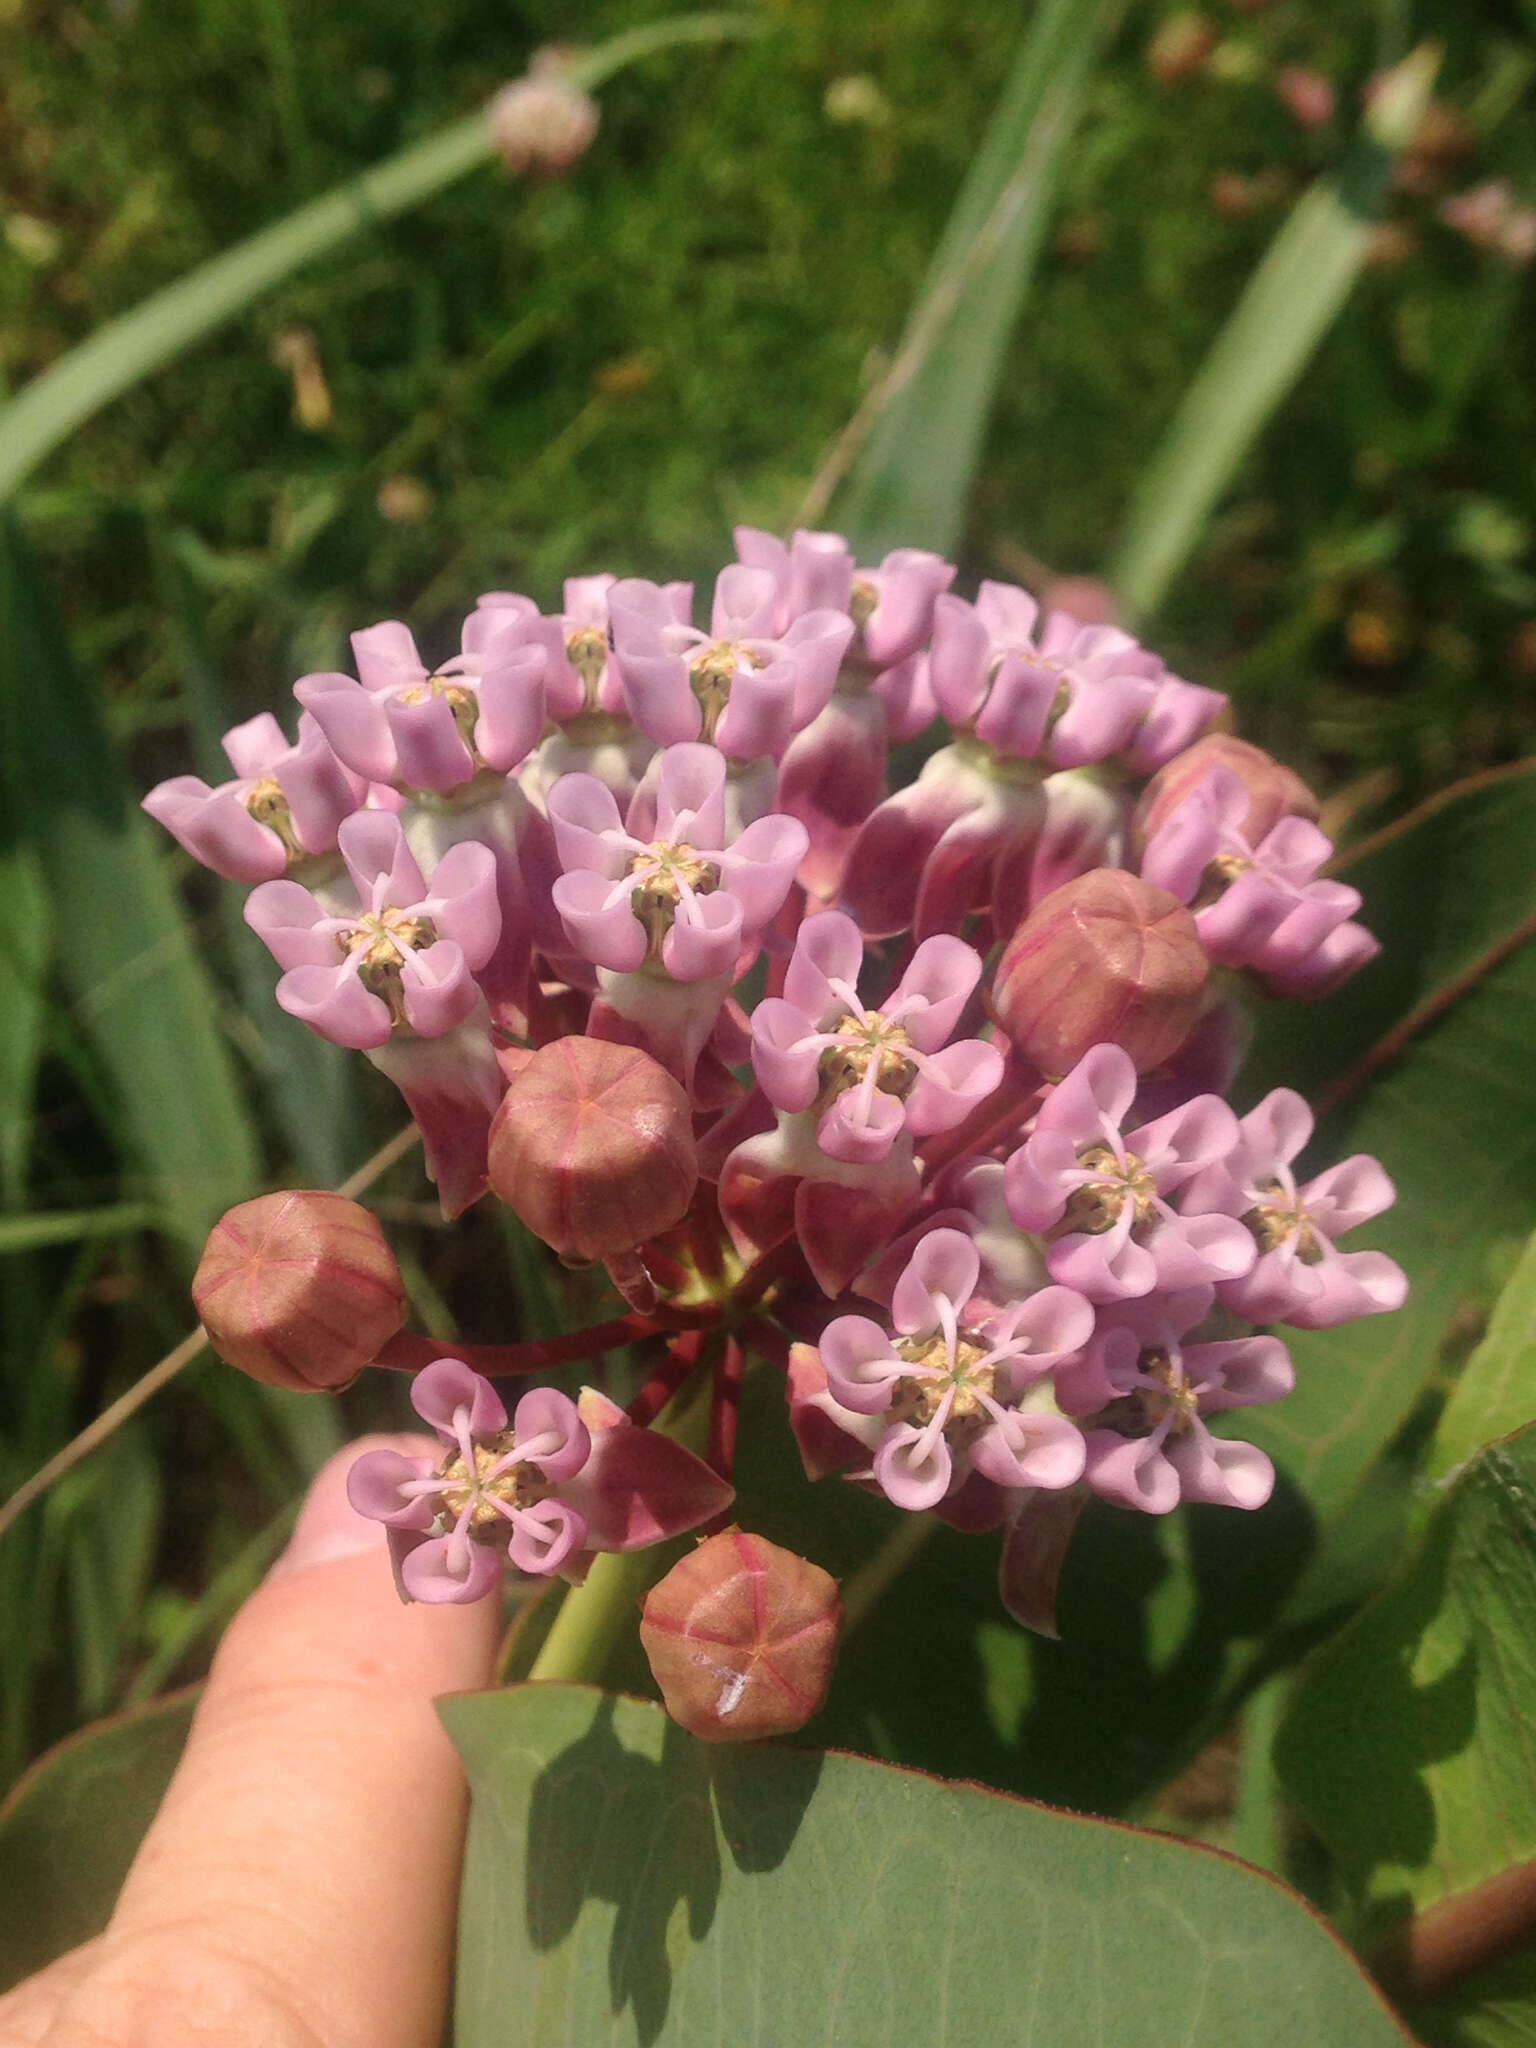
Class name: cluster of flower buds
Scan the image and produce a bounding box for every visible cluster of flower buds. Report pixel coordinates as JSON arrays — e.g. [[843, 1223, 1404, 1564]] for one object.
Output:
[[153, 527, 1406, 1735]]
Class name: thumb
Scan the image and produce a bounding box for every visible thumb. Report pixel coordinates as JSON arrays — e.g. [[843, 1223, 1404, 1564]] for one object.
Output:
[[27, 1434, 500, 2048]]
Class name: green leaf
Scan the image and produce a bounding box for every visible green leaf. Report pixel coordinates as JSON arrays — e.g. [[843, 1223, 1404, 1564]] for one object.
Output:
[[1238, 761, 1536, 1535], [444, 1684, 1413, 2048], [0, 1204, 155, 1254], [0, 841, 50, 1204], [0, 516, 260, 1249], [1275, 1424, 1536, 1954], [1429, 1224, 1536, 1482], [1108, 45, 1440, 622], [832, 0, 1123, 560], [1409, 1947, 1536, 2048], [0, 1689, 196, 1992], [0, 14, 766, 505]]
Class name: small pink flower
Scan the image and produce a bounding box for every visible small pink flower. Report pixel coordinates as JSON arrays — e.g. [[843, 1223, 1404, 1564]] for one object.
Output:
[[1003, 1044, 1255, 1302], [733, 525, 954, 671], [143, 711, 364, 883], [347, 1359, 732, 1601], [809, 1229, 1090, 1513], [1181, 1089, 1407, 1327], [750, 910, 1003, 1163], [246, 810, 498, 1048], [609, 567, 853, 753], [295, 612, 546, 793], [549, 743, 806, 983], [1054, 1287, 1291, 1515]]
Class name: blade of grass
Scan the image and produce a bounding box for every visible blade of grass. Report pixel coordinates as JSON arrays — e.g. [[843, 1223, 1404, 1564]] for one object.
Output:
[[0, 844, 50, 1205], [1107, 46, 1440, 624], [0, 13, 767, 505], [0, 1206, 156, 1255], [0, 517, 260, 1250], [825, 0, 1125, 559]]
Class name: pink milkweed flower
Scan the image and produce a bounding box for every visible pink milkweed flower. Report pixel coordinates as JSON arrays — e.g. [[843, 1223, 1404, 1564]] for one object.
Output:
[[142, 711, 365, 884], [1181, 1089, 1407, 1328], [347, 1358, 732, 1602], [608, 566, 854, 758], [733, 525, 955, 672], [1003, 1043, 1255, 1303], [1139, 765, 1380, 997], [926, 583, 1225, 777], [548, 742, 807, 984], [294, 612, 546, 795], [1053, 1286, 1293, 1515], [806, 1229, 1090, 1513], [245, 809, 499, 1048], [750, 910, 1004, 1164]]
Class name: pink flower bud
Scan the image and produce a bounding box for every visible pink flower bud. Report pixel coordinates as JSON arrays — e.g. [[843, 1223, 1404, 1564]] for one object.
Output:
[[1135, 733, 1319, 848], [487, 1036, 697, 1261], [487, 60, 599, 177], [1276, 65, 1336, 128], [993, 869, 1208, 1078], [639, 1530, 842, 1742], [192, 1191, 407, 1392]]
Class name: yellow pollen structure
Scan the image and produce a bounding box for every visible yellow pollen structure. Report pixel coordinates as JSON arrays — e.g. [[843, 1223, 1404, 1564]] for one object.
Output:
[[565, 625, 608, 712], [244, 775, 303, 860], [398, 675, 481, 753], [1099, 1348, 1198, 1439], [688, 640, 766, 742], [437, 1438, 541, 1530], [337, 909, 439, 1027], [626, 841, 719, 959], [1063, 1144, 1159, 1236], [849, 579, 878, 633], [815, 1010, 917, 1104], [1246, 1184, 1325, 1263], [889, 1333, 995, 1429]]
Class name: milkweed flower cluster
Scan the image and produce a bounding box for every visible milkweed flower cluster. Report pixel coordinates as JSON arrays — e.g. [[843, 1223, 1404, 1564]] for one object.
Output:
[[152, 526, 1406, 1725]]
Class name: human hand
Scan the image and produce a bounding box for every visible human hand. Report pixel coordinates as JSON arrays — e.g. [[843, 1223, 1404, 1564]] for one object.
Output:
[[0, 1436, 499, 2048]]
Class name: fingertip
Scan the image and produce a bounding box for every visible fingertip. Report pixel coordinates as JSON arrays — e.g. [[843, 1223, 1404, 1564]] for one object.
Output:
[[270, 1431, 434, 1580]]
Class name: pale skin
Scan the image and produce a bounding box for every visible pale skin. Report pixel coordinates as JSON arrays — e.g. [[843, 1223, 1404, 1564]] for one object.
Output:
[[0, 1435, 498, 2048]]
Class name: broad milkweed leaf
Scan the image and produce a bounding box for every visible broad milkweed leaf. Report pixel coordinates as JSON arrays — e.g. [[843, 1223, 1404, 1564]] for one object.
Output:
[[443, 1683, 1415, 2048], [0, 1690, 197, 1992]]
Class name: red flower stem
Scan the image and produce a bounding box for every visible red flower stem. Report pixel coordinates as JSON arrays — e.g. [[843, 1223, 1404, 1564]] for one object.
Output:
[[626, 1329, 706, 1426], [742, 1316, 790, 1371], [686, 1182, 727, 1284], [373, 1317, 660, 1377], [731, 1236, 807, 1315], [701, 1335, 745, 1534]]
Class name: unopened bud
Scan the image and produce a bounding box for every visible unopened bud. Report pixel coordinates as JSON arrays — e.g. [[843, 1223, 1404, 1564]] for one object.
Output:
[[640, 1531, 842, 1743], [487, 1036, 697, 1262], [993, 869, 1208, 1077], [1135, 733, 1319, 848], [487, 59, 599, 177], [192, 1190, 407, 1392]]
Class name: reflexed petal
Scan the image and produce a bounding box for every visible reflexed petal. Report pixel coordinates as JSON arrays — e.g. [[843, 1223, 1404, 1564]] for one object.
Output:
[[661, 890, 742, 981], [750, 998, 828, 1112], [552, 869, 647, 973], [1165, 1429, 1275, 1510], [719, 813, 808, 931], [782, 908, 865, 1021], [548, 772, 629, 876], [507, 1499, 588, 1576], [927, 594, 991, 727], [276, 964, 392, 1050], [971, 1411, 1086, 1492], [339, 810, 427, 907], [714, 658, 797, 762], [294, 673, 398, 784], [424, 841, 501, 969], [818, 1315, 906, 1415], [892, 1228, 981, 1335], [653, 742, 728, 848], [902, 1039, 1005, 1136], [244, 879, 334, 968], [1083, 1431, 1180, 1514], [412, 1356, 508, 1438], [352, 620, 425, 690], [346, 1447, 439, 1530], [874, 1424, 953, 1510], [568, 1413, 733, 1550], [512, 1386, 591, 1481], [387, 693, 476, 794], [399, 940, 479, 1038], [817, 1084, 906, 1164], [474, 644, 547, 771], [400, 1533, 505, 1603], [889, 934, 983, 1050]]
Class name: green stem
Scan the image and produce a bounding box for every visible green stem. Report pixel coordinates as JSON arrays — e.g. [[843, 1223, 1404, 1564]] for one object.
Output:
[[1229, 1674, 1287, 1876], [527, 1547, 655, 1684], [0, 12, 767, 504], [839, 1511, 936, 1633]]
